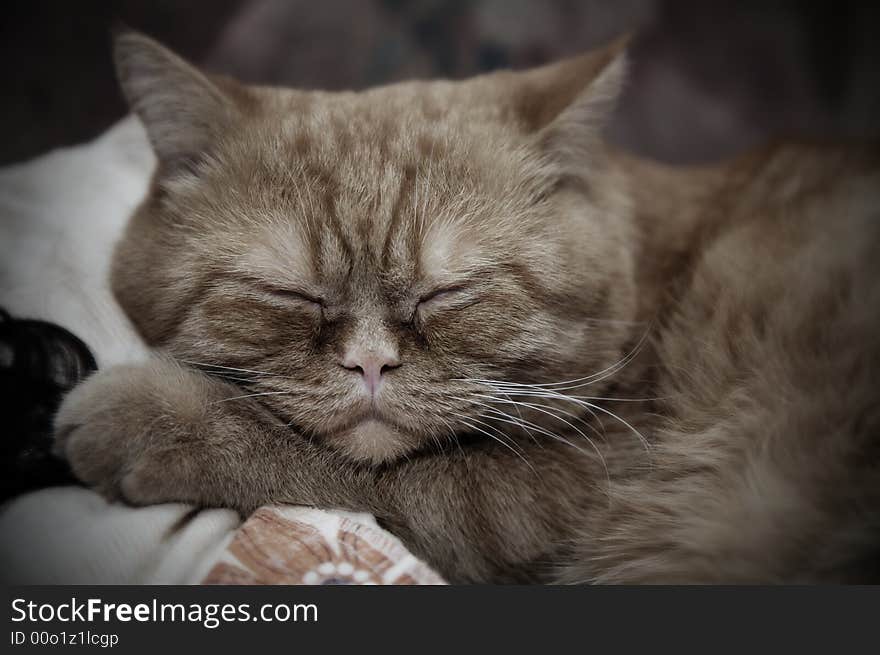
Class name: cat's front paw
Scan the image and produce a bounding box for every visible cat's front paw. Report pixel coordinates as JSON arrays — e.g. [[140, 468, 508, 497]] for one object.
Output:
[[53, 365, 154, 501], [53, 362, 211, 506]]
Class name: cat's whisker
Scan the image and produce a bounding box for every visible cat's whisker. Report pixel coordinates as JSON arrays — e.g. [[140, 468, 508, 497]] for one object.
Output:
[[460, 351, 630, 392], [449, 412, 538, 474], [455, 393, 542, 446], [481, 385, 653, 459], [176, 359, 290, 379], [481, 384, 657, 459], [474, 394, 610, 473], [462, 398, 594, 461], [478, 409, 549, 449], [567, 395, 663, 403], [201, 371, 259, 385], [467, 399, 612, 484], [469, 380, 662, 403], [450, 396, 544, 447], [455, 323, 653, 392], [582, 317, 648, 327], [465, 391, 607, 462], [465, 381, 608, 433], [436, 414, 468, 462], [213, 390, 294, 404], [546, 322, 654, 390], [428, 428, 444, 455], [458, 413, 527, 455], [426, 413, 459, 455], [545, 395, 652, 459], [474, 405, 613, 493], [451, 414, 523, 453], [472, 392, 605, 442], [492, 385, 539, 444]]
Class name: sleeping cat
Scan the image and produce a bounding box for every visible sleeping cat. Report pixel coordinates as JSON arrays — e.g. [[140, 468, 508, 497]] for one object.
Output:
[[53, 31, 880, 583]]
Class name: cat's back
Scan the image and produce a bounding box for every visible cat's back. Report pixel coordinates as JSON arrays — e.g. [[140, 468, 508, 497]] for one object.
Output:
[[654, 138, 880, 431], [669, 140, 880, 364], [715, 140, 880, 250], [572, 142, 880, 583]]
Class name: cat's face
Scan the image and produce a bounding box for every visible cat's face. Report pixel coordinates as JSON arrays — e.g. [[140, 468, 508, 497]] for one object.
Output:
[[112, 33, 637, 463]]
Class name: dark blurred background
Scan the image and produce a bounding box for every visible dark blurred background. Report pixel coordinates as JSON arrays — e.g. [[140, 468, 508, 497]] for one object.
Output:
[[2, 0, 878, 166]]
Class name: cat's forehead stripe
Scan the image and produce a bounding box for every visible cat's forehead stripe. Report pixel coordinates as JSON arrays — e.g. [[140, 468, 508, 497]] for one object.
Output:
[[234, 98, 554, 292], [379, 164, 418, 266]]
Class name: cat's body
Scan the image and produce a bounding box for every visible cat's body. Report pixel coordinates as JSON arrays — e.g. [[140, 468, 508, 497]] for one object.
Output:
[[53, 33, 880, 583]]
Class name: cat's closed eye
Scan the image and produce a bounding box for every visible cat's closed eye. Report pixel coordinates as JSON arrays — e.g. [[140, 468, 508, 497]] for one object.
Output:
[[417, 285, 467, 307], [249, 281, 324, 312], [266, 287, 324, 309], [415, 285, 481, 320]]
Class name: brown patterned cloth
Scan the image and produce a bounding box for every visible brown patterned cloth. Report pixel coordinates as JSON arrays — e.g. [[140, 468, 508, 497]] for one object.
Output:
[[202, 506, 445, 585]]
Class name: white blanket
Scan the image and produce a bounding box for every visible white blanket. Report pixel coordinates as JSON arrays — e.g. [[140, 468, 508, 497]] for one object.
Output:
[[0, 118, 442, 585]]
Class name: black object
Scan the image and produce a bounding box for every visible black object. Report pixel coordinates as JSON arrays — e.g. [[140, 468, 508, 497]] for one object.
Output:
[[1, 307, 95, 501]]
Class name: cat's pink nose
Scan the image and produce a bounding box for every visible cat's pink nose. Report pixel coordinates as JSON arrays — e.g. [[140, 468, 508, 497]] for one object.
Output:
[[341, 349, 400, 396]]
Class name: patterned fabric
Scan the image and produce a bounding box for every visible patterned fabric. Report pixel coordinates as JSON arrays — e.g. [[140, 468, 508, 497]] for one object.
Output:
[[202, 506, 445, 585]]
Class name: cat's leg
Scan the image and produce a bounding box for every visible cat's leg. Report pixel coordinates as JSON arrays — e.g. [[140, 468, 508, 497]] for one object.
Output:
[[53, 358, 366, 513], [54, 359, 596, 582]]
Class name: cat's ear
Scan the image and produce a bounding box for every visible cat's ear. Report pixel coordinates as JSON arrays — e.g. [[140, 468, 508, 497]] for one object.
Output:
[[515, 34, 630, 170], [113, 31, 246, 174]]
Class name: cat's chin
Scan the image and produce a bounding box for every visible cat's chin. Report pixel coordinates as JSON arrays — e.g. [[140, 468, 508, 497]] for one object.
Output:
[[328, 419, 415, 465]]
